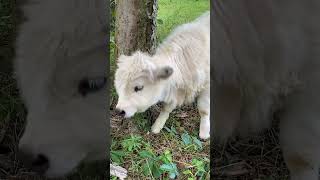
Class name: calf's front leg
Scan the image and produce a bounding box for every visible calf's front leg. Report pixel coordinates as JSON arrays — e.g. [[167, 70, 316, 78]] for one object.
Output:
[[197, 88, 210, 139], [151, 102, 176, 134]]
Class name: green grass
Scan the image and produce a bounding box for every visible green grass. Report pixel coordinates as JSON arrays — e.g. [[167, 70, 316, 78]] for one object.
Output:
[[157, 0, 210, 42], [110, 0, 210, 179]]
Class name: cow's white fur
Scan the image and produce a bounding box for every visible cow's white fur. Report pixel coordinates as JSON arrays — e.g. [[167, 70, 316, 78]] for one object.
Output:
[[15, 0, 107, 177], [213, 1, 320, 179], [115, 12, 210, 139]]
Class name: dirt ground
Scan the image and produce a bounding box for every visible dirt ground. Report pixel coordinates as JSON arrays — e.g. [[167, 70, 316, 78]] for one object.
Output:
[[111, 99, 290, 179], [212, 123, 290, 179]]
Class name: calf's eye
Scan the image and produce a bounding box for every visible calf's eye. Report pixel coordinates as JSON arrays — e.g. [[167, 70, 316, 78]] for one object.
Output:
[[134, 85, 144, 92], [78, 77, 106, 96]]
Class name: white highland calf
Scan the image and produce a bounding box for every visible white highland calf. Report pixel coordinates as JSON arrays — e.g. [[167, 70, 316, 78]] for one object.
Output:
[[115, 12, 210, 139], [213, 1, 320, 179], [15, 0, 108, 177]]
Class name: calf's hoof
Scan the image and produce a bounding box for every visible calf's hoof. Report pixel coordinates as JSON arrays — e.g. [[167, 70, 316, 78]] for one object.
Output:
[[151, 125, 161, 134], [199, 131, 210, 140]]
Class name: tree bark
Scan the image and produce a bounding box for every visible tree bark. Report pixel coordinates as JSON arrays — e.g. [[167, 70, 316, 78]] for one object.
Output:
[[115, 0, 158, 57]]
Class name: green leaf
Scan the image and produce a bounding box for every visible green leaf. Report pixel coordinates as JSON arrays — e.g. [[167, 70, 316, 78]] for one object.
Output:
[[152, 164, 163, 178], [171, 126, 178, 134], [110, 150, 125, 164], [181, 133, 192, 145], [192, 159, 206, 176], [139, 150, 154, 158], [164, 126, 177, 135], [169, 172, 176, 179], [164, 126, 172, 133], [121, 135, 142, 152], [143, 160, 156, 177], [160, 163, 179, 179], [142, 163, 151, 176], [192, 159, 204, 167], [183, 169, 192, 175], [192, 136, 203, 150], [159, 149, 173, 164], [160, 164, 175, 171]]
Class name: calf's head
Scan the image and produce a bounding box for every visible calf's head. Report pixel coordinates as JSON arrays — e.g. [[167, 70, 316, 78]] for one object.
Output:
[[17, 33, 108, 177], [114, 51, 173, 118], [15, 0, 109, 177]]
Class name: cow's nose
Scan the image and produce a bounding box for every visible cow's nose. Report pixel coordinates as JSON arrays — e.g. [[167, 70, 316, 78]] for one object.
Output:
[[115, 108, 126, 117], [17, 150, 49, 174]]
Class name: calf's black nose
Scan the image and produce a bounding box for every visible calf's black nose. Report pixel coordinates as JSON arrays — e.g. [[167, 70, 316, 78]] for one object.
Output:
[[31, 154, 49, 173], [115, 108, 126, 117], [17, 150, 49, 174]]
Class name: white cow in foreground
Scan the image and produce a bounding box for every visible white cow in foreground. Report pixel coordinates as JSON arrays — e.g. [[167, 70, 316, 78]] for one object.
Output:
[[15, 0, 108, 177], [115, 12, 210, 139]]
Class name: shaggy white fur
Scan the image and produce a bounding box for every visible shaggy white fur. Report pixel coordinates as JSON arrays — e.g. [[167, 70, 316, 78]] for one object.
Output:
[[115, 12, 210, 139], [15, 0, 108, 177], [213, 1, 320, 179]]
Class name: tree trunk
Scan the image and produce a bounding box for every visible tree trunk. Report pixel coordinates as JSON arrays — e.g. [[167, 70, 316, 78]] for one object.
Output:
[[115, 0, 158, 57]]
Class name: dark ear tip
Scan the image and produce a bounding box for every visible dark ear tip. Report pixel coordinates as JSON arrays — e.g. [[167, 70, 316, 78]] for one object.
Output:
[[156, 66, 174, 79]]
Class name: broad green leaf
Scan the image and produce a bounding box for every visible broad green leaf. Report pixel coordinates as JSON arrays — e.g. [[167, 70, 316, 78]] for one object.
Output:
[[160, 163, 179, 179], [181, 133, 192, 145], [192, 136, 203, 150], [160, 164, 175, 172], [160, 150, 173, 163], [152, 164, 162, 178]]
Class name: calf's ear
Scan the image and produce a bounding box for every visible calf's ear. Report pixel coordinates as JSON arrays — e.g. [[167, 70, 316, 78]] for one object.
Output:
[[155, 66, 173, 80]]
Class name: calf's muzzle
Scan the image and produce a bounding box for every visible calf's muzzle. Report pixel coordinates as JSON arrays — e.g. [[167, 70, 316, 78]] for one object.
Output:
[[17, 150, 49, 175]]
